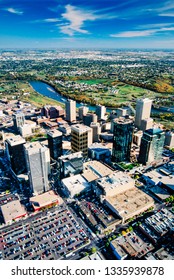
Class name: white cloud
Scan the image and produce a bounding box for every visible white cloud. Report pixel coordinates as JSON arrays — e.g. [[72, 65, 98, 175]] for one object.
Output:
[[110, 26, 174, 38], [60, 5, 97, 36], [32, 18, 61, 23], [43, 18, 61, 23], [110, 30, 156, 38], [156, 1, 174, 12], [160, 27, 174, 31], [4, 7, 23, 15], [138, 23, 174, 29], [159, 13, 174, 17]]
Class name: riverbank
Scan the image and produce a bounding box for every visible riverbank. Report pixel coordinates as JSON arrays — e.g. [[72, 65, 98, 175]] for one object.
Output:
[[28, 80, 174, 129]]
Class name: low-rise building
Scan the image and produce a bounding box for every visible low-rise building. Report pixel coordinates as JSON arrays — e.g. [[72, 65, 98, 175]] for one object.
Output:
[[154, 247, 174, 260], [95, 171, 135, 197], [88, 142, 112, 162], [58, 124, 71, 136], [110, 239, 128, 260], [30, 190, 63, 211], [81, 251, 105, 260], [59, 152, 83, 178], [82, 160, 113, 183], [110, 231, 154, 259], [105, 187, 154, 223], [18, 120, 37, 137], [1, 200, 27, 224], [61, 174, 90, 198], [142, 165, 174, 192]]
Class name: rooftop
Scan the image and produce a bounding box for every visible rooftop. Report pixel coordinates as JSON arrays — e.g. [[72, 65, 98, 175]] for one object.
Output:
[[81, 252, 105, 260], [96, 171, 134, 196], [1, 200, 27, 224], [24, 141, 48, 154], [111, 231, 154, 259], [146, 128, 163, 135], [6, 135, 26, 146], [59, 151, 83, 162], [47, 130, 62, 138], [105, 187, 154, 220], [30, 190, 63, 209], [71, 123, 92, 134], [83, 160, 113, 182], [155, 248, 174, 260], [113, 117, 133, 125], [62, 174, 89, 194], [144, 167, 174, 191], [88, 142, 112, 150]]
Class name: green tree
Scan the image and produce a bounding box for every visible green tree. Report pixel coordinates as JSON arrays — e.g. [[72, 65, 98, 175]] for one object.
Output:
[[91, 247, 97, 254]]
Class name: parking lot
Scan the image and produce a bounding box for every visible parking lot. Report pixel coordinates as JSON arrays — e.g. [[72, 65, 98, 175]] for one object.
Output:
[[0, 204, 90, 260]]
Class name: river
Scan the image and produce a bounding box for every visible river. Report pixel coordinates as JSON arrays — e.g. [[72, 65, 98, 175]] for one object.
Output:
[[29, 80, 105, 112], [29, 80, 173, 114]]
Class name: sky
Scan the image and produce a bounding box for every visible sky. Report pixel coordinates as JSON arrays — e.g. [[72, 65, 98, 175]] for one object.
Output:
[[0, 0, 174, 49]]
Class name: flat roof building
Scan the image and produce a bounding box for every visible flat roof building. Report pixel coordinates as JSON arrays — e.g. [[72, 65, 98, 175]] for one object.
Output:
[[83, 160, 114, 183], [95, 171, 135, 197], [139, 128, 165, 165], [30, 190, 63, 211], [90, 122, 101, 143], [88, 142, 112, 163], [105, 187, 154, 223], [71, 124, 92, 157], [5, 135, 26, 175], [13, 112, 25, 132], [1, 200, 27, 224], [165, 131, 174, 148], [112, 117, 133, 163], [110, 239, 128, 260], [81, 252, 105, 260], [65, 99, 76, 122], [47, 130, 63, 160], [135, 98, 152, 129], [142, 167, 174, 192], [24, 142, 50, 195], [61, 174, 90, 198], [111, 231, 154, 259], [140, 118, 153, 132], [59, 151, 83, 178], [78, 106, 88, 120], [95, 104, 106, 120]]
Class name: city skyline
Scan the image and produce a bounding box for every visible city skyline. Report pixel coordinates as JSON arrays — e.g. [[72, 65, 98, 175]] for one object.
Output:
[[0, 0, 174, 49]]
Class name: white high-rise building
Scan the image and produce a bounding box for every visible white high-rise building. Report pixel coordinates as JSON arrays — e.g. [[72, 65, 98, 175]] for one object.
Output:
[[24, 142, 50, 195], [135, 98, 152, 129], [78, 106, 88, 120], [165, 131, 174, 148], [90, 122, 101, 142], [13, 112, 25, 132], [96, 105, 106, 120], [65, 99, 76, 122]]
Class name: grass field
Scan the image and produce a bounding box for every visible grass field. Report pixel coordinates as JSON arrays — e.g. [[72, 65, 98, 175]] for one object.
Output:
[[76, 79, 109, 85], [72, 78, 157, 107], [22, 92, 64, 108], [0, 80, 64, 108]]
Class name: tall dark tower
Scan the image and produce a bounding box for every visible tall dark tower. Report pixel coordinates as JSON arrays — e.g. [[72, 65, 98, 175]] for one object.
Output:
[[5, 135, 26, 175], [112, 118, 133, 162], [47, 130, 63, 160], [138, 128, 165, 165]]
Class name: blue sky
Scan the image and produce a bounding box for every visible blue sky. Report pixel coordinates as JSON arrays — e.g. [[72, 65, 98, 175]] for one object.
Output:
[[0, 0, 174, 48]]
